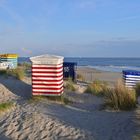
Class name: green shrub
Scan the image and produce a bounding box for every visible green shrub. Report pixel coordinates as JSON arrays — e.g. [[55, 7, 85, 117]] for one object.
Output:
[[0, 67, 25, 80], [7, 68, 25, 80], [29, 95, 71, 105], [28, 96, 45, 103], [135, 83, 140, 97], [104, 80, 137, 110], [19, 62, 31, 71], [84, 80, 107, 96], [0, 70, 7, 75], [0, 102, 14, 113], [64, 79, 76, 91], [46, 95, 71, 104]]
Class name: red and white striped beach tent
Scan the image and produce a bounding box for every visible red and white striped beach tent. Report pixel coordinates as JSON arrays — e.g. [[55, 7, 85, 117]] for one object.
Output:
[[30, 54, 64, 96]]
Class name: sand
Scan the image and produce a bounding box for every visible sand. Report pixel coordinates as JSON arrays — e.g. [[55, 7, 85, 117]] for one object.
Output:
[[77, 66, 122, 86], [0, 67, 140, 140]]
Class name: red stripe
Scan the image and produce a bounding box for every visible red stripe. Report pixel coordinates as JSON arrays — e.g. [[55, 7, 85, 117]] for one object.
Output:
[[32, 70, 63, 74], [32, 91, 63, 95], [32, 78, 63, 82], [32, 74, 63, 78], [32, 83, 63, 86], [32, 86, 63, 90], [32, 66, 63, 70], [32, 89, 63, 94]]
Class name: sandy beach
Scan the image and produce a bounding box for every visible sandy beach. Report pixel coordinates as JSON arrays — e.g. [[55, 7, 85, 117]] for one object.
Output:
[[0, 67, 140, 140], [77, 66, 122, 86]]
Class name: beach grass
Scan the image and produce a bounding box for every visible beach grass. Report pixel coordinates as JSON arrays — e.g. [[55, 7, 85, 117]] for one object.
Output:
[[104, 80, 137, 110], [46, 95, 71, 105], [84, 80, 108, 96], [135, 83, 140, 97], [18, 62, 31, 69], [0, 67, 25, 80], [7, 68, 25, 80], [0, 70, 8, 75], [0, 102, 14, 114], [64, 78, 76, 91], [29, 95, 71, 105]]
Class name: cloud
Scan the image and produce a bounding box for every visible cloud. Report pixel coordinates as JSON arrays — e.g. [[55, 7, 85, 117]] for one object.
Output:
[[21, 48, 32, 55]]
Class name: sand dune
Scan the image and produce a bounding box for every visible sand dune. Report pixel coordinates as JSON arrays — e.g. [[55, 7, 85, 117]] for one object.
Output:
[[0, 68, 140, 140]]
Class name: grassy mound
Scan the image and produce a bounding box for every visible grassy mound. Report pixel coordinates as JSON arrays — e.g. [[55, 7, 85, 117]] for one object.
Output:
[[84, 80, 108, 96], [104, 80, 137, 110], [0, 102, 14, 114], [135, 83, 140, 97], [64, 79, 76, 91], [0, 67, 25, 80], [29, 95, 71, 105]]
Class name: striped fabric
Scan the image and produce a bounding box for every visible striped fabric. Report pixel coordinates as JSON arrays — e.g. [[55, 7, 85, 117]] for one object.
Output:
[[32, 64, 63, 96], [123, 70, 140, 88], [0, 58, 17, 68]]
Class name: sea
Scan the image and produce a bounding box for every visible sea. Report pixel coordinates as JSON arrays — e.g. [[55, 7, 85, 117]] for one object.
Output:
[[18, 57, 140, 73]]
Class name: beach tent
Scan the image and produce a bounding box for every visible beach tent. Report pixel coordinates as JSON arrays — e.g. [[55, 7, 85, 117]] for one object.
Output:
[[30, 54, 64, 96], [0, 62, 14, 69], [63, 62, 77, 81], [123, 70, 140, 88], [0, 54, 18, 69]]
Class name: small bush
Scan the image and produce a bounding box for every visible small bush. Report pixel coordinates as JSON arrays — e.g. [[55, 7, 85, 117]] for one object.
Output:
[[64, 79, 76, 91], [0, 67, 25, 80], [7, 68, 25, 80], [0, 102, 14, 113], [104, 80, 137, 110], [29, 95, 71, 105], [0, 70, 7, 75], [46, 95, 71, 104], [135, 83, 140, 97], [19, 62, 31, 71], [28, 96, 45, 103], [84, 80, 107, 96]]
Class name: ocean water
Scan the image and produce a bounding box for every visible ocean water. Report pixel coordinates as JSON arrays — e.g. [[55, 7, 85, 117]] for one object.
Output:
[[18, 57, 140, 72]]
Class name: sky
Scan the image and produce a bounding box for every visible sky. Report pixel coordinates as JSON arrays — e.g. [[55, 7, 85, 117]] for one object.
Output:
[[0, 0, 140, 57]]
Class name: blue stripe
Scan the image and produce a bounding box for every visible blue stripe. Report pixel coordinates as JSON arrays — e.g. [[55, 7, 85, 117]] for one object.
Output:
[[123, 70, 140, 76]]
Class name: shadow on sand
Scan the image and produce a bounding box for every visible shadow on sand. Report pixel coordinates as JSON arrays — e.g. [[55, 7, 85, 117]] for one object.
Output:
[[0, 134, 11, 140], [38, 97, 140, 140], [0, 76, 32, 99]]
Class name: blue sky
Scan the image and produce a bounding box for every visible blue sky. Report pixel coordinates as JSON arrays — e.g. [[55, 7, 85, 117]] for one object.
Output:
[[0, 0, 140, 57]]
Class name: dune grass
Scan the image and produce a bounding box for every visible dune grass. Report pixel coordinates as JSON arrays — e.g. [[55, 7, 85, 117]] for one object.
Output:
[[104, 80, 137, 110], [29, 94, 71, 105], [7, 68, 25, 80], [84, 80, 108, 96], [64, 78, 76, 91], [0, 67, 25, 80], [0, 102, 14, 114], [0, 70, 7, 75], [135, 83, 140, 97], [18, 62, 31, 69], [84, 80, 137, 110]]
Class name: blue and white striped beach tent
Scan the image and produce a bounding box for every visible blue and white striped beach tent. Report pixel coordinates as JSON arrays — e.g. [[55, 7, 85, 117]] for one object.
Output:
[[0, 54, 18, 69], [123, 70, 140, 88]]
